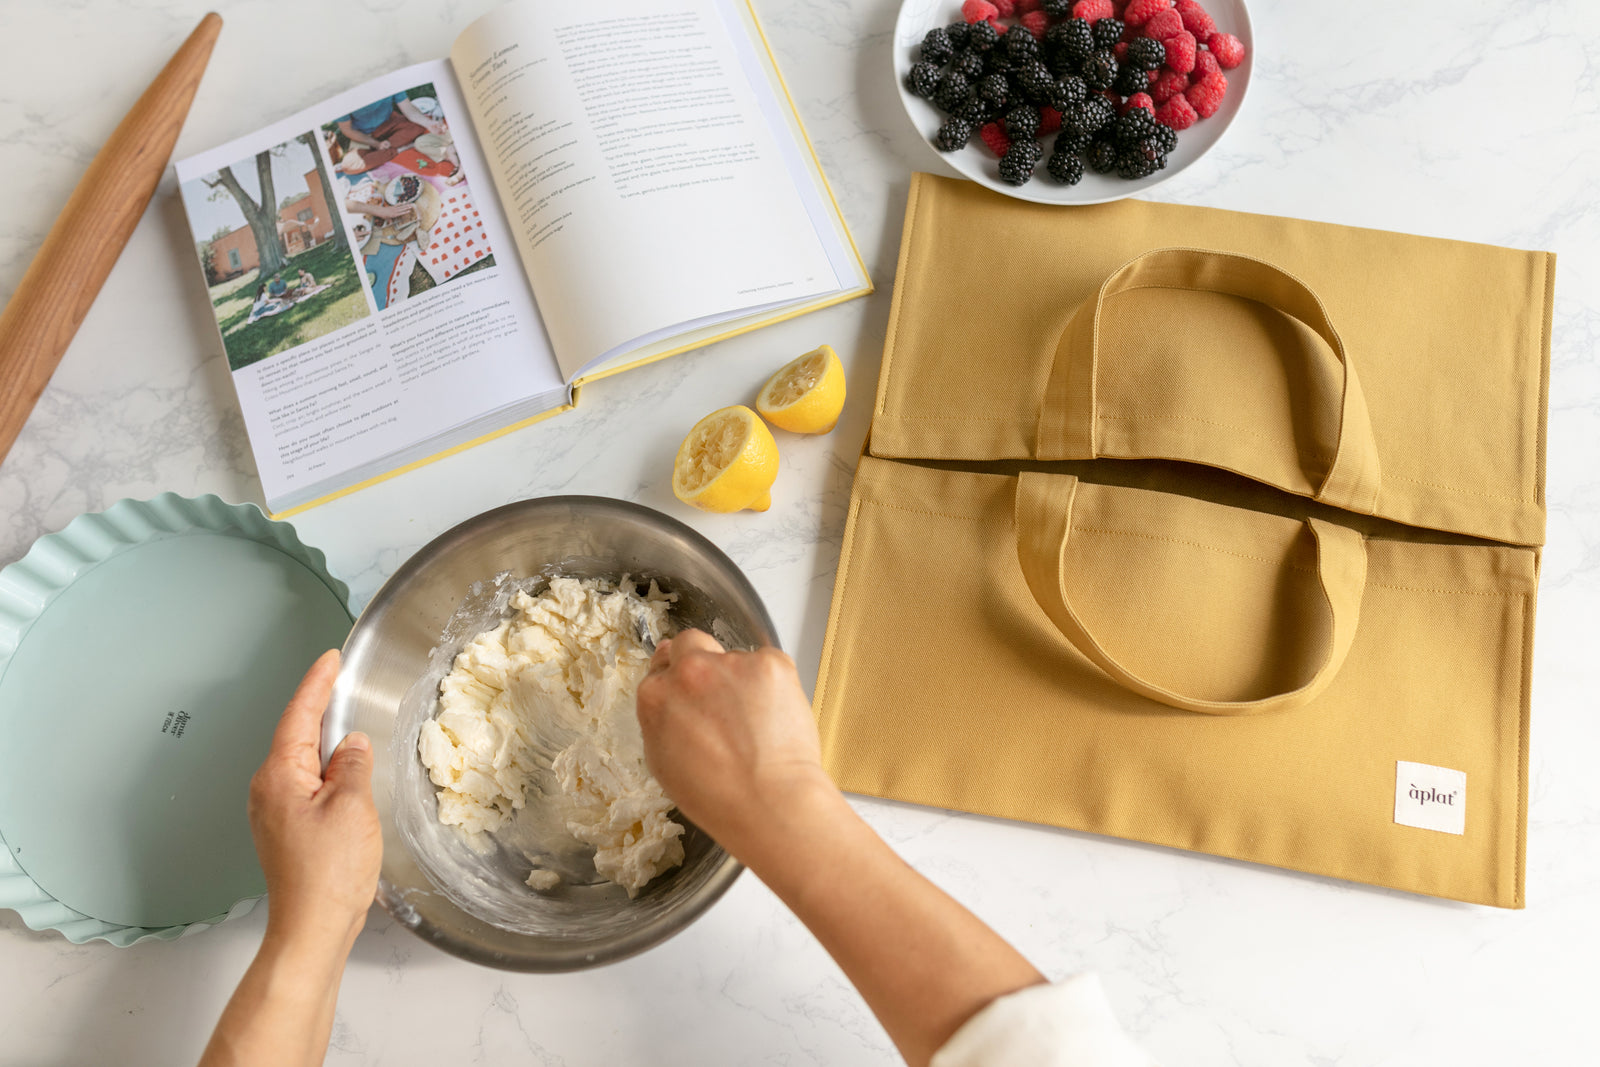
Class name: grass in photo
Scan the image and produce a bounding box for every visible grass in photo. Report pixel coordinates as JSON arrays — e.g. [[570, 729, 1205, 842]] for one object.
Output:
[[180, 133, 368, 371]]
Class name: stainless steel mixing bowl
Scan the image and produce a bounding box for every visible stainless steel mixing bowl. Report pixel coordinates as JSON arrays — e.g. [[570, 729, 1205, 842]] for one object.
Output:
[[322, 496, 776, 971]]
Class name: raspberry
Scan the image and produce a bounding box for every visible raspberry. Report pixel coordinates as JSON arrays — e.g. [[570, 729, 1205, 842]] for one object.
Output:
[[1194, 47, 1221, 80], [1154, 93, 1196, 129], [1071, 0, 1115, 22], [1209, 32, 1245, 69], [1175, 0, 1215, 38], [1015, 0, 1043, 10], [1113, 41, 1128, 61], [1123, 0, 1169, 28], [1184, 72, 1226, 118], [1163, 30, 1196, 73], [1144, 9, 1184, 39], [1020, 10, 1050, 38], [1150, 67, 1189, 102], [979, 120, 1012, 156], [1123, 91, 1155, 114], [962, 0, 999, 25], [1038, 105, 1063, 135], [991, 0, 1016, 17]]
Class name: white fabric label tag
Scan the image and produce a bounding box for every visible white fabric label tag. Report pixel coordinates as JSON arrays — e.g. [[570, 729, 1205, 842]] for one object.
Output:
[[1394, 761, 1467, 835]]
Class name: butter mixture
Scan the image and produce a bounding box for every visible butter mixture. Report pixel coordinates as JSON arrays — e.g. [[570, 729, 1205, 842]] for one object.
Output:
[[417, 577, 685, 895]]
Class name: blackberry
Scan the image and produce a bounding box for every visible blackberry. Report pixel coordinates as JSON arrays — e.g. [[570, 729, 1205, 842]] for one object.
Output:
[[1127, 37, 1166, 72], [945, 21, 970, 50], [998, 138, 1042, 185], [951, 50, 985, 81], [906, 61, 942, 99], [1044, 48, 1079, 78], [1065, 95, 1115, 135], [933, 71, 973, 112], [984, 48, 1014, 75], [1113, 63, 1151, 97], [966, 18, 999, 53], [1004, 104, 1041, 141], [1115, 146, 1161, 179], [1146, 123, 1178, 155], [920, 27, 955, 66], [1005, 25, 1041, 61], [1092, 17, 1125, 48], [977, 73, 1010, 108], [1042, 0, 1073, 15], [1113, 107, 1158, 145], [1048, 18, 1095, 67], [1080, 50, 1118, 91], [1049, 74, 1088, 111], [1046, 147, 1085, 184], [1016, 59, 1056, 103], [1087, 138, 1120, 173], [1055, 128, 1093, 157], [954, 95, 991, 124], [933, 116, 975, 152]]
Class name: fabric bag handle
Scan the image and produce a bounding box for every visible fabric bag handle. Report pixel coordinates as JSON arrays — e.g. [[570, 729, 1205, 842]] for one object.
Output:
[[1037, 248, 1383, 514], [1014, 472, 1368, 715]]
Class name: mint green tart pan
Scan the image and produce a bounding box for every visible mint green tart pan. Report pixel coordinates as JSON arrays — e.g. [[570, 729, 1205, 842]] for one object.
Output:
[[0, 494, 351, 946]]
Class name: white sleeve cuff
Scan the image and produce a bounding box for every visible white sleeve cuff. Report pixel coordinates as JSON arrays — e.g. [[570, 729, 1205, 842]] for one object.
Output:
[[930, 974, 1158, 1067]]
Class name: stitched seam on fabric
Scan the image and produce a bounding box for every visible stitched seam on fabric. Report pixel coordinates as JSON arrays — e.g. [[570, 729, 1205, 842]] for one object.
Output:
[[813, 495, 863, 747], [862, 499, 986, 523], [1515, 592, 1529, 908], [1535, 253, 1551, 510], [1067, 523, 1319, 570], [876, 414, 1017, 421], [1362, 581, 1520, 596], [874, 178, 920, 419], [1387, 474, 1527, 503]]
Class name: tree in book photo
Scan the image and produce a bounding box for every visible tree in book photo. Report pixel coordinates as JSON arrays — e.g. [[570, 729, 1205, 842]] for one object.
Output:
[[321, 83, 496, 311], [179, 133, 369, 371]]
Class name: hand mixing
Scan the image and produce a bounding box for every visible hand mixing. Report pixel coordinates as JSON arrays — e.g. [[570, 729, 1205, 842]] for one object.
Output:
[[417, 577, 685, 896]]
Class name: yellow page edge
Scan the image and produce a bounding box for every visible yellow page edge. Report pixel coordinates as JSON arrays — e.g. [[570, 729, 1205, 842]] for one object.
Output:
[[267, 394, 578, 520]]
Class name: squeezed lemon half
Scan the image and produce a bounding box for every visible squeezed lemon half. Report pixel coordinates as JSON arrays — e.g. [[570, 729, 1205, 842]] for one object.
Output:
[[672, 405, 779, 513], [755, 344, 846, 434]]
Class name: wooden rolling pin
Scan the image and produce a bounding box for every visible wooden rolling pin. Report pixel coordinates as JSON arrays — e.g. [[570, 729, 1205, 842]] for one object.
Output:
[[0, 12, 222, 467]]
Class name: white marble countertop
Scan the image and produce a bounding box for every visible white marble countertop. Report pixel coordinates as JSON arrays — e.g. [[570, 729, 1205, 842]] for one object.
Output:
[[1, 0, 1597, 1063]]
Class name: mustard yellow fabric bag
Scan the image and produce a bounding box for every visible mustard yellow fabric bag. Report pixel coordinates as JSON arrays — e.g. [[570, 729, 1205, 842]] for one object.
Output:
[[814, 175, 1553, 907]]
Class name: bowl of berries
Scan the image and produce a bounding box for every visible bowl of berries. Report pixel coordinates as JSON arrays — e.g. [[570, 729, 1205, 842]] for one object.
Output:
[[895, 0, 1251, 203]]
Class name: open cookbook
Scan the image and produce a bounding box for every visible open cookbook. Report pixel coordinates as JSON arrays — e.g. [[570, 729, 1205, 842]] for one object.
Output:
[[174, 0, 870, 516]]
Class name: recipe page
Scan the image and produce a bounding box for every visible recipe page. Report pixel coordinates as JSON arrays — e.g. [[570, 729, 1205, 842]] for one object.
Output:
[[175, 62, 566, 509], [450, 0, 842, 380]]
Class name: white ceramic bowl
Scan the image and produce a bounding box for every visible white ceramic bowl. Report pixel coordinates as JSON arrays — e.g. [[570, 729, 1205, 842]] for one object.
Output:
[[892, 0, 1253, 204]]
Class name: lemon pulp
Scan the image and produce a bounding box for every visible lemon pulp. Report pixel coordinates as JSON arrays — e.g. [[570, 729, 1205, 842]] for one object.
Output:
[[672, 406, 778, 513], [756, 345, 846, 434]]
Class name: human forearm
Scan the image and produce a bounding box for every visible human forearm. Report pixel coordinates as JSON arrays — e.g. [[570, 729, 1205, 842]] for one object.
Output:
[[198, 924, 353, 1067], [199, 654, 380, 1067], [736, 778, 1044, 1067], [337, 121, 380, 149]]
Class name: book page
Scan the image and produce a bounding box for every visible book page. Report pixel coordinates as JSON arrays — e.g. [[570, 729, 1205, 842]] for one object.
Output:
[[175, 61, 566, 510], [450, 0, 843, 381]]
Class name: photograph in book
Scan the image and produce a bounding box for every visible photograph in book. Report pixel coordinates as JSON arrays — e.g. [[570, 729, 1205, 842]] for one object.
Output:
[[178, 133, 368, 371], [321, 83, 496, 311]]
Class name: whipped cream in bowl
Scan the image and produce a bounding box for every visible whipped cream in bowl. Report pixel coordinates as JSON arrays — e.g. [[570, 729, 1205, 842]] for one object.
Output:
[[418, 577, 686, 898], [325, 497, 775, 971]]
